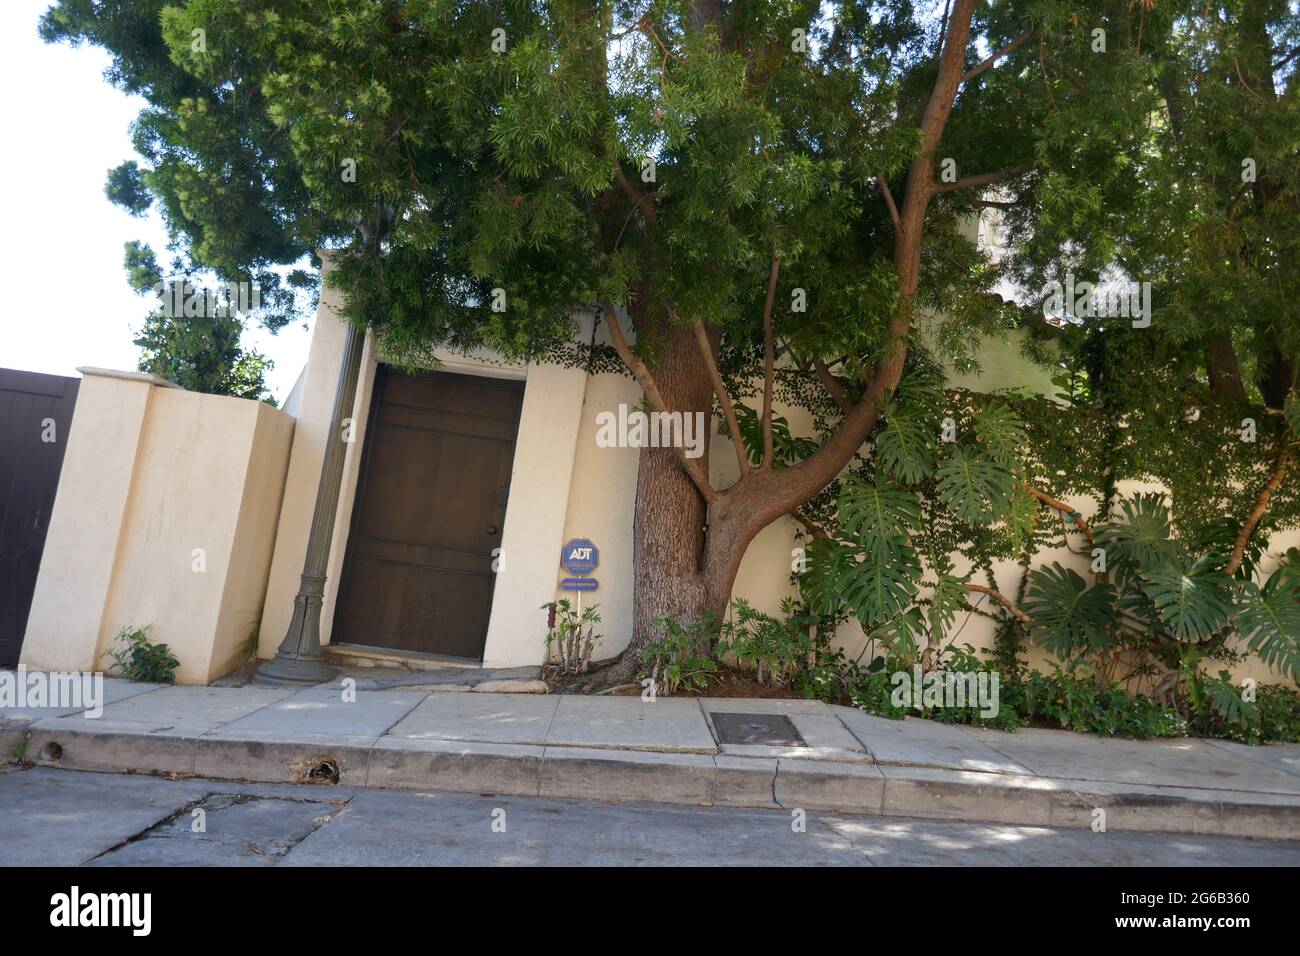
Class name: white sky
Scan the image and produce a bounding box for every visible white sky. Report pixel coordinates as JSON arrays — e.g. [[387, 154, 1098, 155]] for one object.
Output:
[[0, 0, 312, 402]]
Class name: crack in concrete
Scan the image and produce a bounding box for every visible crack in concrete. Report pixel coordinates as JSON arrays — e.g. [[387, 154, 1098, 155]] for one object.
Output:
[[81, 789, 356, 865]]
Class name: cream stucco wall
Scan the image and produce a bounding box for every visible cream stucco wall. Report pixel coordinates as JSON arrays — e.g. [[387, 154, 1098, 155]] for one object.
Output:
[[23, 369, 294, 684], [33, 265, 1285, 689]]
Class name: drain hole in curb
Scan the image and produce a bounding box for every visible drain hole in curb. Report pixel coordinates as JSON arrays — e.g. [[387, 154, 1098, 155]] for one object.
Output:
[[305, 758, 340, 784], [41, 742, 63, 762]]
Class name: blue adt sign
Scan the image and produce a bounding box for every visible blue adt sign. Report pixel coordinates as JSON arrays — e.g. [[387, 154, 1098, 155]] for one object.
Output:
[[560, 538, 599, 576]]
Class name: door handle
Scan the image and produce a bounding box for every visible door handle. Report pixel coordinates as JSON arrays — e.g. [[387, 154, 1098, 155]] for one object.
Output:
[[487, 524, 499, 536]]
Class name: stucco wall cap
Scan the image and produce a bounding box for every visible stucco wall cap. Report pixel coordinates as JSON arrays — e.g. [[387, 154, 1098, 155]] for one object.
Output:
[[76, 367, 182, 389]]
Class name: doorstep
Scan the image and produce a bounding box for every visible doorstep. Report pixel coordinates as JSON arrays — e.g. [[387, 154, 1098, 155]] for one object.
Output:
[[323, 644, 483, 671]]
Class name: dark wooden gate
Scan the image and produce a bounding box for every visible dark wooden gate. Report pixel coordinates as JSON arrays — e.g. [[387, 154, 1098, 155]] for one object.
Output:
[[0, 369, 80, 667], [332, 367, 524, 660]]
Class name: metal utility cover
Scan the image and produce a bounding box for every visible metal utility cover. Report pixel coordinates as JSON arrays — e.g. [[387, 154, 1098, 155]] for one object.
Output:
[[711, 712, 806, 747]]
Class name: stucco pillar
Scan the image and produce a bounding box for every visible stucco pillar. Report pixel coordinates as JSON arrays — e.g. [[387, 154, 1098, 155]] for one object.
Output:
[[480, 315, 593, 668], [20, 369, 175, 672]]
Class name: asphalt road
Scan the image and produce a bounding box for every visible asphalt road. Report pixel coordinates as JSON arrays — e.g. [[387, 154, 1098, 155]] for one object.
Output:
[[2, 766, 1298, 866]]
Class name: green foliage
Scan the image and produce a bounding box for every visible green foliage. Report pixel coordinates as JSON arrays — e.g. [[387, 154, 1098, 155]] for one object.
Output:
[[133, 309, 275, 402], [104, 626, 179, 684], [640, 615, 720, 696], [1022, 563, 1116, 657], [1023, 492, 1300, 687], [542, 599, 602, 675], [1235, 575, 1300, 680], [732, 404, 819, 468], [717, 598, 817, 688], [1138, 556, 1235, 642], [873, 403, 936, 485], [934, 447, 1014, 525]]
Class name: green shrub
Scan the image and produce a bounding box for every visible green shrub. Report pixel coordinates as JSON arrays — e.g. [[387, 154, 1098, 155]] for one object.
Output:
[[639, 615, 720, 696], [104, 625, 179, 684]]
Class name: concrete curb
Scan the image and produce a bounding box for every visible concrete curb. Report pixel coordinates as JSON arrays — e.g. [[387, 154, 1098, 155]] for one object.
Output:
[[14, 724, 1300, 841]]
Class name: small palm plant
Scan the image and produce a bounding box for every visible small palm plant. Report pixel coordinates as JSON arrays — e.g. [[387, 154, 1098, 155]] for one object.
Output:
[[542, 599, 602, 676]]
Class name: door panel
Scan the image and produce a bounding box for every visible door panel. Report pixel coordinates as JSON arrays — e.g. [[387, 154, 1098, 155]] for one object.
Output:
[[333, 367, 523, 659], [0, 370, 80, 667]]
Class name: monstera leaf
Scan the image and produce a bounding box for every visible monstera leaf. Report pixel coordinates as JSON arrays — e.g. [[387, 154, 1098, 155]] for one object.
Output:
[[872, 606, 925, 658], [1234, 572, 1300, 681], [837, 477, 922, 558], [733, 404, 819, 467], [1095, 493, 1177, 580], [1139, 555, 1234, 641], [798, 537, 855, 618], [873, 404, 935, 485], [971, 401, 1027, 467], [927, 572, 970, 637], [1023, 563, 1117, 658], [935, 447, 1014, 523], [840, 544, 922, 627]]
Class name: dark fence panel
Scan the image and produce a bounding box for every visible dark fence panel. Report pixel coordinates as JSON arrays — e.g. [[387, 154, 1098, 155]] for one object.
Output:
[[0, 369, 80, 667]]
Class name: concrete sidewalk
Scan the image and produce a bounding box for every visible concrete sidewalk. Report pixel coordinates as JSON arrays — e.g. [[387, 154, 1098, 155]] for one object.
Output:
[[3, 676, 1299, 841]]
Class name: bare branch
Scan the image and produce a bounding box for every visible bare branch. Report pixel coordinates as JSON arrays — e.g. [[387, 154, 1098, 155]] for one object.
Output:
[[933, 165, 1029, 195], [761, 255, 781, 469], [878, 171, 903, 233], [1225, 449, 1293, 575], [962, 29, 1037, 84], [608, 148, 657, 226], [1024, 483, 1095, 544], [967, 198, 1020, 211], [811, 358, 852, 413], [601, 303, 716, 502], [1274, 45, 1300, 71], [790, 508, 830, 540], [689, 318, 751, 477], [965, 583, 1031, 623]]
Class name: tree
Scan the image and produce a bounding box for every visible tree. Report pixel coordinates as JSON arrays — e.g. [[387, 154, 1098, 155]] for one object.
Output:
[[121, 240, 276, 401], [45, 0, 1263, 679]]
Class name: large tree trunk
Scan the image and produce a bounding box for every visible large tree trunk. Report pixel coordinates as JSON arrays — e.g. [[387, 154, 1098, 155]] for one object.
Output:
[[1206, 333, 1247, 401], [599, 0, 978, 685], [624, 311, 721, 672]]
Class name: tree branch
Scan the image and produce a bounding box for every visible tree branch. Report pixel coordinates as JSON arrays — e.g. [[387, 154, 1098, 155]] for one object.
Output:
[[761, 255, 781, 469], [790, 508, 830, 540], [812, 357, 852, 413], [1225, 448, 1293, 575], [689, 318, 751, 478], [608, 148, 657, 226], [601, 303, 716, 502], [962, 29, 1037, 84], [965, 583, 1031, 623], [878, 171, 903, 233], [1024, 483, 1095, 544], [933, 165, 1029, 195]]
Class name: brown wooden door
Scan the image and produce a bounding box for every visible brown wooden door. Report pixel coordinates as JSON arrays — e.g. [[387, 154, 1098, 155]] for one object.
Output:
[[332, 367, 523, 660], [0, 369, 80, 667]]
